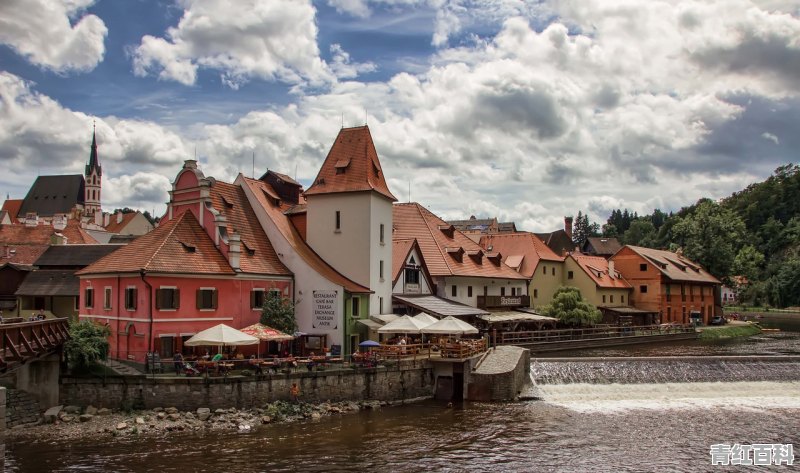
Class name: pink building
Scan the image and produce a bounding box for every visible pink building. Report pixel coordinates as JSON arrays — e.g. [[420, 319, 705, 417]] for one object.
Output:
[[77, 161, 293, 363]]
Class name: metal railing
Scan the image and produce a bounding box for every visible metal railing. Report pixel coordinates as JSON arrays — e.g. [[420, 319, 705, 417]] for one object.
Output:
[[498, 323, 695, 346]]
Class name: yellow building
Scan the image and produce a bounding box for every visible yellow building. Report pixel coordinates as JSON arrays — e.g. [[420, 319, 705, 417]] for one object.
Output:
[[480, 232, 565, 309], [564, 254, 632, 308]]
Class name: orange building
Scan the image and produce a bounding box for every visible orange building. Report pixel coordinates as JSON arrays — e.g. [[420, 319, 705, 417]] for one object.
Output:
[[610, 246, 720, 324]]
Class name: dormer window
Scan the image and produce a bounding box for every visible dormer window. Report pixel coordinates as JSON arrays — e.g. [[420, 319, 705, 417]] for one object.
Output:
[[179, 241, 196, 253], [242, 241, 255, 256], [438, 224, 455, 238], [221, 196, 234, 209], [446, 247, 464, 263], [335, 158, 351, 174]]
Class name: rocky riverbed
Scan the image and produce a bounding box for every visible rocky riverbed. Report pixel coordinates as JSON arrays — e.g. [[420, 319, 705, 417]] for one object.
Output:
[[6, 399, 401, 443]]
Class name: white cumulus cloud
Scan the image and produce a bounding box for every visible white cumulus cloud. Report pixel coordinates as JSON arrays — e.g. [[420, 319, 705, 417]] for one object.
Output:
[[0, 0, 107, 73]]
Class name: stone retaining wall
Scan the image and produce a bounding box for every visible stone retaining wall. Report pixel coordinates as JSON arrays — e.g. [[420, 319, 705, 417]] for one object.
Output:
[[6, 389, 42, 428], [60, 362, 435, 411]]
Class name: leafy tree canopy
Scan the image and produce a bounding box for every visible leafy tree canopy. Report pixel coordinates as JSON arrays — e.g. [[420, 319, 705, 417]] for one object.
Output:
[[541, 286, 601, 326], [64, 320, 110, 371], [260, 293, 297, 335]]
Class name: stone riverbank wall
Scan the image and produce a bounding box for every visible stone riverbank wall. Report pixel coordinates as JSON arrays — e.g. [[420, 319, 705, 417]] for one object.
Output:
[[467, 346, 531, 402], [60, 361, 435, 411]]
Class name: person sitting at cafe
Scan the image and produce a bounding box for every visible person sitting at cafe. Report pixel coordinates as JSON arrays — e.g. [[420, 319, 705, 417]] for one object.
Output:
[[173, 352, 184, 375], [248, 355, 262, 374], [211, 352, 224, 362]]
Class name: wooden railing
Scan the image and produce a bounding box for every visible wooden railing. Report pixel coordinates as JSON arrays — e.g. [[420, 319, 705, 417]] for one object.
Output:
[[498, 324, 695, 346], [0, 318, 70, 373]]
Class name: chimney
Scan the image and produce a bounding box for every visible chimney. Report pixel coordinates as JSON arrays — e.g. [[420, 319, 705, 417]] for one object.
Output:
[[116, 212, 123, 224], [608, 260, 615, 279], [564, 216, 573, 239], [104, 212, 110, 227], [228, 231, 241, 271]]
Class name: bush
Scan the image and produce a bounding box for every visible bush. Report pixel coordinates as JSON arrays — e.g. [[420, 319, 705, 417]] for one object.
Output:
[[64, 320, 110, 372], [541, 286, 601, 326]]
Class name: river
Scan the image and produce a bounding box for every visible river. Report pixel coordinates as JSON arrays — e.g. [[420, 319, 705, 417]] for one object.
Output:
[[6, 315, 800, 472]]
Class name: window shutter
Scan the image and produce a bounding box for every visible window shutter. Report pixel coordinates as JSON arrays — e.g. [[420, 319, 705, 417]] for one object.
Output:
[[250, 290, 256, 309], [132, 288, 138, 310], [153, 336, 161, 353], [175, 289, 180, 309], [212, 289, 218, 309], [155, 289, 163, 310], [196, 289, 202, 309]]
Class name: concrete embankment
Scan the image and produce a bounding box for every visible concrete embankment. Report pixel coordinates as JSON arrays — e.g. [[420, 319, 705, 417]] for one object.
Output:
[[467, 346, 530, 401], [532, 356, 800, 385]]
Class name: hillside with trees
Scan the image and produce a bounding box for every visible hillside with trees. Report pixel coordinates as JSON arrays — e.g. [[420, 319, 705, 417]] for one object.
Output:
[[570, 164, 800, 308]]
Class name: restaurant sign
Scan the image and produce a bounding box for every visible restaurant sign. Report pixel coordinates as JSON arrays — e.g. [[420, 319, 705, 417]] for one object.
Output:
[[500, 296, 523, 306], [312, 290, 338, 329]]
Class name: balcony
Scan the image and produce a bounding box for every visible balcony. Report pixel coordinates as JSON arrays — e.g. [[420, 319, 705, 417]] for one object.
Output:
[[476, 295, 530, 309]]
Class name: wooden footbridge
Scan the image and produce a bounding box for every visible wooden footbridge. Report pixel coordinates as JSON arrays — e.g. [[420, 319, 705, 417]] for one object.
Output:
[[0, 318, 70, 374]]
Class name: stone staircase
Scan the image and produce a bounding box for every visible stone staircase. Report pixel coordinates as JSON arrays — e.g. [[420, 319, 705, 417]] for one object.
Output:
[[100, 359, 143, 376]]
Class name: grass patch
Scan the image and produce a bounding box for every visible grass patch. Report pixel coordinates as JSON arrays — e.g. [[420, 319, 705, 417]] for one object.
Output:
[[699, 324, 762, 340]]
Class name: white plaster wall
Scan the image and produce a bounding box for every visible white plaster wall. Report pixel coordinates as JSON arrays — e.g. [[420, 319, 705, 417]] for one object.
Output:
[[369, 193, 393, 314], [306, 193, 371, 287], [238, 179, 344, 347], [439, 276, 528, 307]]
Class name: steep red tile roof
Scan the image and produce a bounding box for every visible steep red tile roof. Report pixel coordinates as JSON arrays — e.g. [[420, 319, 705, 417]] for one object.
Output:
[[619, 246, 720, 284], [104, 212, 139, 233], [569, 254, 631, 289], [393, 203, 527, 280], [208, 180, 291, 276], [240, 176, 371, 293], [304, 126, 397, 201], [1, 199, 22, 222], [392, 239, 415, 283], [77, 210, 234, 276], [479, 232, 563, 278]]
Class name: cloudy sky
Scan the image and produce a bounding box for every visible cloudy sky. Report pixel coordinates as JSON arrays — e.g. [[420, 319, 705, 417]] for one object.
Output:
[[1, 0, 798, 232]]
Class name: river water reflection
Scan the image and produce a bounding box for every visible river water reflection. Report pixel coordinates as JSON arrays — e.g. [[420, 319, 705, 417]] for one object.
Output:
[[6, 315, 799, 472]]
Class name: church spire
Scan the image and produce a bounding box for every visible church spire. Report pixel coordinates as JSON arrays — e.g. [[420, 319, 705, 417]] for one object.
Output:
[[85, 123, 102, 177]]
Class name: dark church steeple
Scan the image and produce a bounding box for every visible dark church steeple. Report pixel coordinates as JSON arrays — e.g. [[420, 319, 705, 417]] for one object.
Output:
[[85, 126, 102, 177], [84, 125, 102, 216]]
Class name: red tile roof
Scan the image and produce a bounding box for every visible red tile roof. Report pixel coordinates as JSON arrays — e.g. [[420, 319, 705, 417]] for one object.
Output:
[[208, 180, 291, 276], [0, 219, 97, 246], [569, 254, 631, 289], [240, 176, 371, 293], [0, 245, 48, 266], [77, 210, 235, 275], [393, 203, 527, 280], [479, 232, 563, 278], [104, 212, 139, 233], [620, 246, 720, 284], [1, 199, 22, 222], [304, 126, 397, 201], [392, 239, 416, 283]]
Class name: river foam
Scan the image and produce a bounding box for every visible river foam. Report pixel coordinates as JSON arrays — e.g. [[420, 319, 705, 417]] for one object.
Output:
[[537, 380, 800, 413]]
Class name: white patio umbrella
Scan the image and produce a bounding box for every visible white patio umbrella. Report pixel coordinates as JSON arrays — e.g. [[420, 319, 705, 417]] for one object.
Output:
[[421, 316, 479, 335], [377, 315, 425, 334], [184, 323, 260, 347], [412, 312, 439, 327]]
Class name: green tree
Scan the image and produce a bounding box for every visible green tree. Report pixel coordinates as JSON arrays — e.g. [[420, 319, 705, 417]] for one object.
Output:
[[260, 293, 297, 334], [64, 320, 110, 371], [622, 219, 657, 247], [766, 256, 800, 308], [671, 200, 747, 282], [541, 286, 601, 326], [602, 223, 619, 238], [731, 245, 764, 282]]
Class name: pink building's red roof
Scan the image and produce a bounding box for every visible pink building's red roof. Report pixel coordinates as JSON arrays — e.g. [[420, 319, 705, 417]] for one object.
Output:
[[77, 210, 235, 275]]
